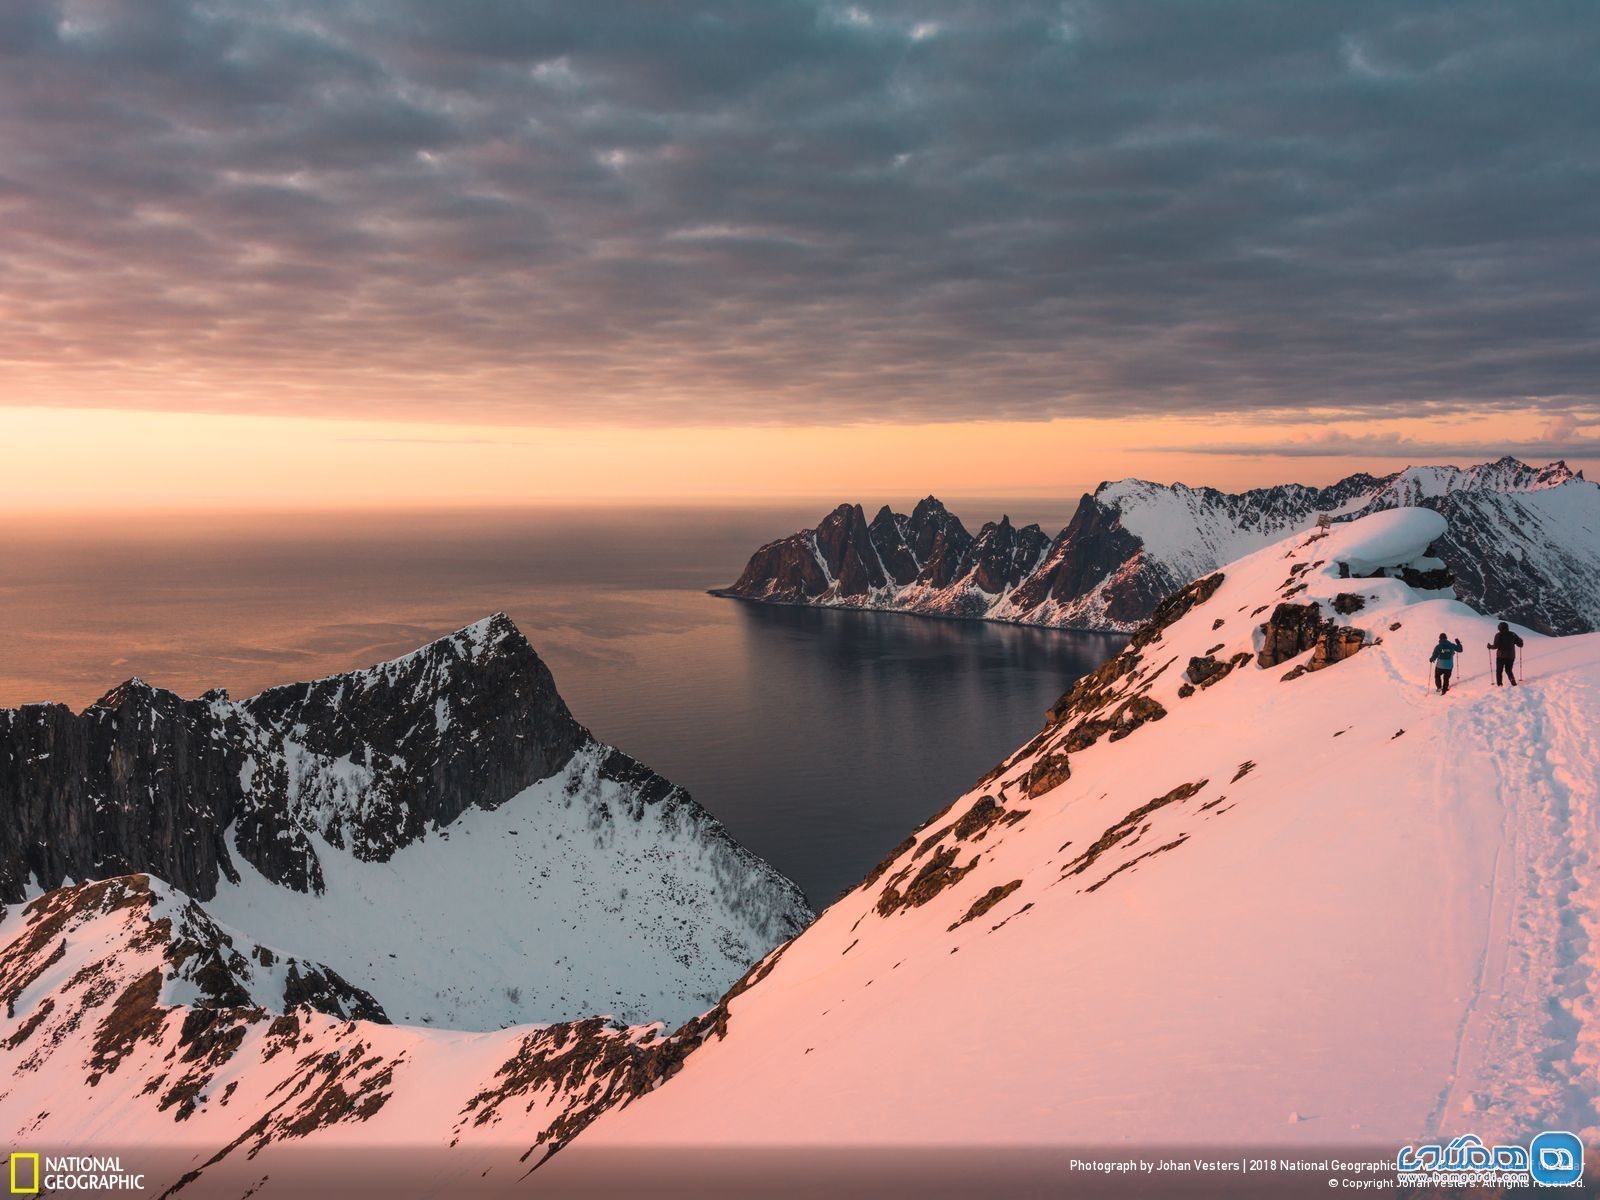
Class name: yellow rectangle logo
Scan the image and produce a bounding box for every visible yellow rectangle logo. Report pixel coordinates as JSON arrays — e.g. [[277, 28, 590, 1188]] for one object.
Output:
[[8, 1152, 40, 1195]]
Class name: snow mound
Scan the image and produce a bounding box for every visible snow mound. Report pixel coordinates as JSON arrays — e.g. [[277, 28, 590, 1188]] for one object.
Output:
[[1323, 506, 1446, 576]]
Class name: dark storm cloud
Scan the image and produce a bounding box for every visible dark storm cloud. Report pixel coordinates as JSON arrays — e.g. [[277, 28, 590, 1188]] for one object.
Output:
[[2, 0, 1598, 423]]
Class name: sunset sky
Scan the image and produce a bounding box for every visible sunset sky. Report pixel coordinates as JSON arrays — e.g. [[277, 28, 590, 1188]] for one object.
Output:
[[3, 1, 1598, 509]]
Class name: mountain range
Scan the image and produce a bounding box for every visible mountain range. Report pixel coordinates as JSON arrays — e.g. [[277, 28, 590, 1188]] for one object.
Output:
[[714, 457, 1600, 636], [3, 508, 1597, 1196]]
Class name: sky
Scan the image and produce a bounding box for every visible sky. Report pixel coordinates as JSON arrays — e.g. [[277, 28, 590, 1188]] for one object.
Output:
[[2, 0, 1598, 508]]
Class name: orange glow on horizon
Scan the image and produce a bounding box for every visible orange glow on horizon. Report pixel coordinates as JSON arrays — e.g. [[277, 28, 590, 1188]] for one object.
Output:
[[1, 405, 1594, 514]]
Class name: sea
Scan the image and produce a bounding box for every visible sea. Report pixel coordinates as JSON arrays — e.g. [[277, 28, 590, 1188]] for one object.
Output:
[[0, 504, 1125, 906]]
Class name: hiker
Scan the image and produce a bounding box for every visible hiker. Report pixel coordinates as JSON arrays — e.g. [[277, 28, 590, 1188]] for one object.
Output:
[[1429, 632, 1464, 694], [1487, 621, 1524, 687]]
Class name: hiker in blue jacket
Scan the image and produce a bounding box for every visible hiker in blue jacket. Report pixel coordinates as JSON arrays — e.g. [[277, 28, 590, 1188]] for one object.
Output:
[[1429, 632, 1464, 694], [1487, 621, 1524, 687]]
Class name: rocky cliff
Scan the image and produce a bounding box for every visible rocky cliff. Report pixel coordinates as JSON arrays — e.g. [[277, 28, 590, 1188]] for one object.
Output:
[[0, 613, 584, 903], [715, 458, 1600, 635]]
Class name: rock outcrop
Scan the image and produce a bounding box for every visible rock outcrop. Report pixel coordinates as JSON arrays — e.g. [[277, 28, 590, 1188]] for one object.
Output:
[[1257, 602, 1369, 680], [1258, 602, 1332, 668]]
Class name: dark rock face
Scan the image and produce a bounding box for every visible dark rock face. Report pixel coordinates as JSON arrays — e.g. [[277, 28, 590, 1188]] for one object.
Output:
[[904, 496, 970, 574], [810, 503, 888, 598], [1, 684, 268, 905], [1257, 603, 1368, 678], [1419, 488, 1589, 634], [913, 517, 975, 590], [868, 506, 920, 586], [243, 613, 586, 860], [0, 615, 588, 905], [1008, 492, 1158, 622], [1398, 564, 1454, 591], [715, 494, 1052, 615], [723, 530, 831, 602], [1183, 651, 1255, 692], [1257, 603, 1329, 668], [966, 517, 1050, 596], [1310, 627, 1366, 670]]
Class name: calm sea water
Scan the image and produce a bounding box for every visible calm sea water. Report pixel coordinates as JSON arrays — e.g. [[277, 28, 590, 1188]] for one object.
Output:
[[0, 506, 1123, 906]]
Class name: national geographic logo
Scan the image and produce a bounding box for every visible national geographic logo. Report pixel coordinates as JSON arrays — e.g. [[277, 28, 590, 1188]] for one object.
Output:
[[7, 1153, 38, 1195], [6, 1153, 145, 1194]]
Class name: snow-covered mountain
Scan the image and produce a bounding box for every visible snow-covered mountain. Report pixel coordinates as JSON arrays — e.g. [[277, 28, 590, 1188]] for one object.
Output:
[[4, 511, 1596, 1196], [553, 505, 1600, 1178], [716, 457, 1600, 635], [0, 615, 812, 1029]]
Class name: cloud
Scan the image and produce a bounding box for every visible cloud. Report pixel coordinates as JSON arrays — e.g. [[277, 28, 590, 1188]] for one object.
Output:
[[1159, 427, 1600, 460], [335, 436, 525, 446], [1, 1, 1598, 425]]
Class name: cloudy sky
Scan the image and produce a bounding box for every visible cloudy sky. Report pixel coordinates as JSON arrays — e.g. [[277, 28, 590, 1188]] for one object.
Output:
[[3, 0, 1597, 506]]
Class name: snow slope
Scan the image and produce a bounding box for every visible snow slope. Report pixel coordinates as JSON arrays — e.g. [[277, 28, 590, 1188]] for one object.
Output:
[[561, 507, 1600, 1156], [204, 741, 806, 1029]]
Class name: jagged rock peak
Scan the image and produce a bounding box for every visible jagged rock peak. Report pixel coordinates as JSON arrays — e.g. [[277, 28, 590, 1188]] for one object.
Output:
[[89, 676, 168, 711], [80, 615, 538, 715], [320, 611, 533, 678]]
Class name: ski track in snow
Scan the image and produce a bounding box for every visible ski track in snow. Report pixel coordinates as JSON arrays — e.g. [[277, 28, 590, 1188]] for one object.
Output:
[[1430, 645, 1600, 1142]]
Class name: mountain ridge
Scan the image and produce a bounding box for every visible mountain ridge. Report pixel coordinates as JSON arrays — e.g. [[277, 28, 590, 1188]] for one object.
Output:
[[714, 457, 1600, 636], [0, 615, 812, 1029], [554, 506, 1600, 1168]]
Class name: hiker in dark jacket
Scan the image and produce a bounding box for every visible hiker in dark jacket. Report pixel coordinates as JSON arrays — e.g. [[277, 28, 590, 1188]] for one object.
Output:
[[1429, 633, 1464, 694], [1487, 621, 1524, 687]]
